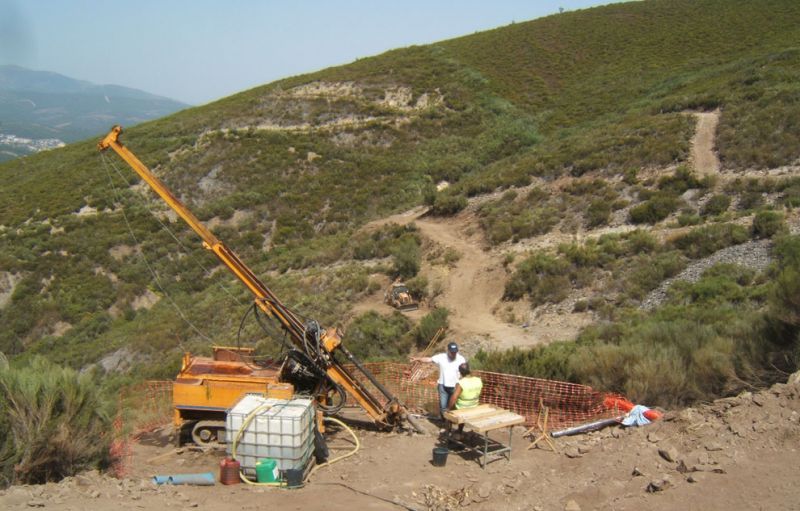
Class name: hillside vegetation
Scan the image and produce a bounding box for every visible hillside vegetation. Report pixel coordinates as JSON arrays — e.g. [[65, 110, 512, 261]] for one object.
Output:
[[0, 65, 187, 161], [0, 0, 799, 407]]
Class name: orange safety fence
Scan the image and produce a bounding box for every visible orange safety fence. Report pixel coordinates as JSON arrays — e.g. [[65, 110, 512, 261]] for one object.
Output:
[[111, 380, 174, 478], [350, 362, 628, 429], [112, 364, 634, 475]]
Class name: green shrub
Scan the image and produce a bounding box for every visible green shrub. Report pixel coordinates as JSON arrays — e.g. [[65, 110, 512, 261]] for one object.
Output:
[[672, 223, 749, 258], [430, 193, 468, 216], [677, 213, 702, 226], [405, 275, 429, 300], [702, 194, 731, 216], [737, 191, 764, 211], [472, 344, 578, 382], [621, 251, 687, 300], [586, 199, 612, 227], [391, 236, 421, 279], [752, 210, 786, 238], [0, 356, 112, 486], [629, 194, 679, 224], [781, 184, 800, 208], [344, 312, 412, 360], [504, 252, 571, 304], [657, 166, 705, 194], [409, 308, 449, 349]]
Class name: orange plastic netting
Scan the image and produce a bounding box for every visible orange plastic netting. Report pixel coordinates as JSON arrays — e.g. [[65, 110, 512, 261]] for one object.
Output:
[[354, 362, 625, 429]]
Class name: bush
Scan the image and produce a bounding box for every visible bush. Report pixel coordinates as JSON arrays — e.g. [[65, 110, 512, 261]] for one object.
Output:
[[629, 194, 679, 224], [472, 344, 578, 382], [702, 194, 731, 216], [344, 312, 412, 360], [621, 251, 686, 300], [0, 356, 112, 486], [751, 210, 786, 238], [391, 236, 421, 279], [504, 252, 571, 304], [657, 166, 705, 194], [405, 275, 429, 300], [409, 308, 449, 349], [677, 212, 702, 226], [586, 199, 612, 227], [430, 193, 468, 216], [672, 223, 749, 258]]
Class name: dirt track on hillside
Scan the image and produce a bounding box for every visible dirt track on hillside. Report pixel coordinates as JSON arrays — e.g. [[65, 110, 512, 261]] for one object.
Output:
[[690, 109, 721, 175], [356, 206, 594, 352]]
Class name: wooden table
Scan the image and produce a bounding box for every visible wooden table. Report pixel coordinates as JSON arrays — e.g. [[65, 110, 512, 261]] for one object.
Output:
[[443, 404, 526, 468]]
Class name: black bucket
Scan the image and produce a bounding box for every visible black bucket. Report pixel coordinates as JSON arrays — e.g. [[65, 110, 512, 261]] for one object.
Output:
[[432, 447, 449, 467], [284, 469, 304, 488]]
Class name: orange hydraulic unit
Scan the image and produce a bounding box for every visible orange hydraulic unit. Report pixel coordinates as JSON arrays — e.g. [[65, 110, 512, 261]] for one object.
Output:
[[171, 347, 283, 445], [99, 126, 407, 445]]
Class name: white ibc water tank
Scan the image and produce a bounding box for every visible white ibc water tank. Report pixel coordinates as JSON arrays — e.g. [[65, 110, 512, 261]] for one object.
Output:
[[226, 395, 314, 477]]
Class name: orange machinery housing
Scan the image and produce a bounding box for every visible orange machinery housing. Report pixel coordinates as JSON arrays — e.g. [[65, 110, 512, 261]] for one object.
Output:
[[172, 346, 295, 445]]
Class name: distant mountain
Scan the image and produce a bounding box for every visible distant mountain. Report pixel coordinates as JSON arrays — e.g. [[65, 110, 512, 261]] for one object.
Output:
[[0, 65, 188, 161]]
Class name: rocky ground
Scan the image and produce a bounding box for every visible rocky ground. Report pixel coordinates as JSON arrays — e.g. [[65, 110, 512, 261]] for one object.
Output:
[[3, 371, 799, 511]]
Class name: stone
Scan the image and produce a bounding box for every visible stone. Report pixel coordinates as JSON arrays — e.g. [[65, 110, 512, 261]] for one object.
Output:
[[705, 442, 723, 452], [26, 500, 46, 508], [647, 432, 662, 443], [520, 470, 531, 478], [564, 499, 581, 511], [658, 447, 679, 463], [752, 394, 766, 407], [565, 447, 583, 459], [646, 476, 672, 493], [631, 467, 644, 477], [578, 445, 592, 455]]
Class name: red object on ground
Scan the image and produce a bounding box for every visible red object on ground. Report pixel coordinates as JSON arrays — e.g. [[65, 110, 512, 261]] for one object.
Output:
[[219, 457, 241, 485], [603, 396, 662, 421]]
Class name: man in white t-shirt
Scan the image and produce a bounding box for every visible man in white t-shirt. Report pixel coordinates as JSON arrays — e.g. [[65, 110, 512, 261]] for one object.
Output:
[[410, 342, 466, 420]]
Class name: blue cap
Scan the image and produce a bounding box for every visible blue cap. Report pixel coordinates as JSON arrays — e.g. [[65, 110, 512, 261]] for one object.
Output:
[[447, 342, 458, 352]]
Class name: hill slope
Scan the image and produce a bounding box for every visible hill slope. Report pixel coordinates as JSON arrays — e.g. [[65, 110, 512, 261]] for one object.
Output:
[[0, 65, 187, 161], [0, 0, 799, 403]]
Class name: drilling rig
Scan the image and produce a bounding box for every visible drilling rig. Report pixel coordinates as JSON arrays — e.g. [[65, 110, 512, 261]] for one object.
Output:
[[99, 126, 407, 445]]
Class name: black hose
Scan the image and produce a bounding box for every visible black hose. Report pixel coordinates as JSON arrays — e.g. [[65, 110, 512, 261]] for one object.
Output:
[[314, 482, 419, 511]]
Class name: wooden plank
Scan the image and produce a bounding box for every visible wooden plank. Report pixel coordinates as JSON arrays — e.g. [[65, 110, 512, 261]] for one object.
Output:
[[443, 404, 496, 424], [451, 408, 502, 422], [467, 412, 526, 433], [470, 417, 525, 434]]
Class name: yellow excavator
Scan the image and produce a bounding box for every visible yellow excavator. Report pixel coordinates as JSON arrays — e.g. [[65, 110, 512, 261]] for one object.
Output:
[[99, 126, 408, 445]]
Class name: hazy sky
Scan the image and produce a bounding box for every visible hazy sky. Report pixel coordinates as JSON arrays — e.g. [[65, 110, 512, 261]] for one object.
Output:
[[0, 0, 625, 105]]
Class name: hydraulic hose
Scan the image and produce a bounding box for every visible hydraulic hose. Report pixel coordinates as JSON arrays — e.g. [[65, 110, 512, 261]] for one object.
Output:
[[304, 417, 360, 482]]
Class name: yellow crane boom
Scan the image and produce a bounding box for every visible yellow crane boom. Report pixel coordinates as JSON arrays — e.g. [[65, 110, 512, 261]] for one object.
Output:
[[99, 125, 405, 427]]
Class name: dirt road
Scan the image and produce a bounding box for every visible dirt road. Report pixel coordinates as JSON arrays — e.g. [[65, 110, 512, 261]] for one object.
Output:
[[357, 205, 594, 351], [690, 109, 721, 175]]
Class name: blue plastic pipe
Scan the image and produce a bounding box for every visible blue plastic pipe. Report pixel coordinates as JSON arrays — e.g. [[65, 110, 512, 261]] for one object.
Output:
[[152, 472, 216, 486], [152, 475, 170, 485]]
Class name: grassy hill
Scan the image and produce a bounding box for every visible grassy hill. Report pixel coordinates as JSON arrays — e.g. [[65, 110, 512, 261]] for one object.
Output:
[[0, 0, 799, 402], [0, 65, 187, 161]]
